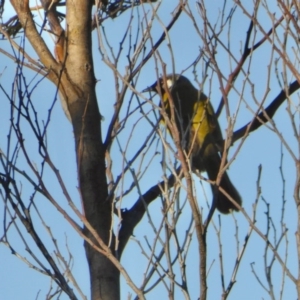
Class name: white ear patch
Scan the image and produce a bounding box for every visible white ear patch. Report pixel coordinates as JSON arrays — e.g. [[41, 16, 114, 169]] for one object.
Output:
[[166, 79, 173, 88]]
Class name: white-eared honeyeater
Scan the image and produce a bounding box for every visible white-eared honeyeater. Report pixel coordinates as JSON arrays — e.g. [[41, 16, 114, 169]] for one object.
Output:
[[143, 74, 242, 214]]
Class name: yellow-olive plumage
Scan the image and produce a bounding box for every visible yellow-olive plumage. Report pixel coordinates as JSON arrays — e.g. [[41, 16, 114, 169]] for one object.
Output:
[[143, 74, 242, 214]]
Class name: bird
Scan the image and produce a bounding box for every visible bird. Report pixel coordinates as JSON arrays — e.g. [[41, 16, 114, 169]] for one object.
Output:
[[142, 74, 242, 214]]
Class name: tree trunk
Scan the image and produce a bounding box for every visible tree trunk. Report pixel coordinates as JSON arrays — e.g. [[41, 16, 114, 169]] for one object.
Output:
[[65, 1, 120, 299]]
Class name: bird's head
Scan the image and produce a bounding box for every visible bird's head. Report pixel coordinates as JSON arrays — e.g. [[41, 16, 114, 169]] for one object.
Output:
[[142, 74, 191, 95]]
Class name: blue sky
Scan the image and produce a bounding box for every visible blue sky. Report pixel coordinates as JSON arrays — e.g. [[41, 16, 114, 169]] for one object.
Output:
[[0, 1, 299, 299]]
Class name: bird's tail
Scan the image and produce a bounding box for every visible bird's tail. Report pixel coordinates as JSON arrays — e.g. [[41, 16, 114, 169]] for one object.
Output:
[[203, 153, 242, 214]]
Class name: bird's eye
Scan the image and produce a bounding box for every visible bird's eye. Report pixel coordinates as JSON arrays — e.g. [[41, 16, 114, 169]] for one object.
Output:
[[166, 79, 173, 88]]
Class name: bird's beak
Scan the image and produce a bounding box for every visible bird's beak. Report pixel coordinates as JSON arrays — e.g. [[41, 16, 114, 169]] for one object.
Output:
[[142, 82, 157, 93], [142, 86, 152, 93]]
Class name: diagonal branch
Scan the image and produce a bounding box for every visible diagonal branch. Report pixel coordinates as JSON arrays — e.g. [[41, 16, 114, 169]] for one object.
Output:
[[104, 2, 185, 149], [10, 0, 59, 72], [0, 176, 78, 300], [118, 173, 176, 257], [231, 80, 300, 145], [215, 15, 284, 117]]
